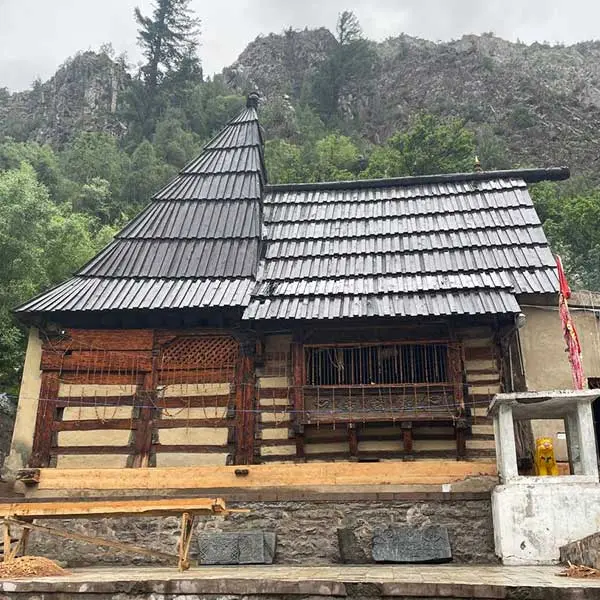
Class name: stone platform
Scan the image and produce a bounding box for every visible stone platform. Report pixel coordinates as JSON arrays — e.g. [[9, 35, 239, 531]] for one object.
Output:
[[2, 565, 600, 599]]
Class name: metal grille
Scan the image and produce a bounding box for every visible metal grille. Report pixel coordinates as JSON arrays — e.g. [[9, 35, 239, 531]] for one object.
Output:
[[305, 342, 449, 386], [159, 336, 239, 370]]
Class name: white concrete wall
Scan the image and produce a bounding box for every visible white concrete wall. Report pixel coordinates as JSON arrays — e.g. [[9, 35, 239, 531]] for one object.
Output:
[[492, 480, 600, 564], [3, 328, 43, 474], [519, 303, 600, 462]]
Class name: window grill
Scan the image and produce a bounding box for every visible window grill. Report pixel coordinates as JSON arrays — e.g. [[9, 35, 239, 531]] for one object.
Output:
[[305, 342, 449, 387]]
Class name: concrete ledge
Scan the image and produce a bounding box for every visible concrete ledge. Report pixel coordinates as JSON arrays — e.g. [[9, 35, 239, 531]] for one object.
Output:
[[1, 565, 600, 599]]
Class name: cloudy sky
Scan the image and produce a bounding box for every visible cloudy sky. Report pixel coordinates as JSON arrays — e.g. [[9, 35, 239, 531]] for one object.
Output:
[[1, 0, 599, 91]]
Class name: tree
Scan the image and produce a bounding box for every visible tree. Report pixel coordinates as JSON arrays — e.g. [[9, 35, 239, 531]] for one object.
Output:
[[311, 12, 377, 124], [126, 140, 175, 212], [363, 113, 476, 178], [133, 0, 201, 136], [531, 182, 600, 290], [60, 132, 130, 222], [0, 163, 108, 389], [265, 139, 305, 184], [337, 11, 362, 45]]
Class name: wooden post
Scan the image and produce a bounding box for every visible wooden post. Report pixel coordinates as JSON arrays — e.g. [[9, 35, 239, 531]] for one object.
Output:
[[178, 512, 195, 571], [133, 332, 158, 468], [448, 341, 465, 414], [401, 421, 414, 460], [348, 424, 358, 458], [30, 372, 59, 468], [235, 337, 256, 465], [3, 521, 10, 562], [291, 338, 305, 460], [455, 418, 468, 460]]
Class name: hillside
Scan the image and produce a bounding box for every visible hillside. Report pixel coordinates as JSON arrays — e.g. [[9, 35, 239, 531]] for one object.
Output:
[[226, 30, 600, 176], [0, 51, 129, 148]]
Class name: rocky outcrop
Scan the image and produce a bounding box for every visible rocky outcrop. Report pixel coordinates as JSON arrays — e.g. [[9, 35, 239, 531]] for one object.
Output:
[[226, 30, 600, 175], [0, 51, 129, 147]]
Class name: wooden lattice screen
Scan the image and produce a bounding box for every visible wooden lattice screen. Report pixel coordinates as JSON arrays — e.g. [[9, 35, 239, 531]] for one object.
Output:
[[159, 336, 239, 371]]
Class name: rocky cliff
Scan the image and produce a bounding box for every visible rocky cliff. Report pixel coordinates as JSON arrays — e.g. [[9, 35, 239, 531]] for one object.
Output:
[[0, 51, 129, 147], [4, 31, 600, 174], [227, 31, 600, 174]]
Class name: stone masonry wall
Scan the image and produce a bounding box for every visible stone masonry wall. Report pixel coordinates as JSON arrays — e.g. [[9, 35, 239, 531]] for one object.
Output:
[[26, 498, 496, 567]]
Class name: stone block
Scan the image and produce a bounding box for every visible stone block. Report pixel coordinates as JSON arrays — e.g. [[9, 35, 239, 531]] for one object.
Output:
[[337, 528, 371, 564], [560, 532, 600, 569], [197, 531, 276, 565], [372, 525, 452, 563]]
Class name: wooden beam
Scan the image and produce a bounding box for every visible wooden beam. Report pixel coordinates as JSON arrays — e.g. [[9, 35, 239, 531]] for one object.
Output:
[[235, 338, 256, 465], [30, 462, 498, 491], [401, 421, 414, 458], [291, 339, 305, 460], [0, 498, 227, 519], [6, 518, 178, 563]]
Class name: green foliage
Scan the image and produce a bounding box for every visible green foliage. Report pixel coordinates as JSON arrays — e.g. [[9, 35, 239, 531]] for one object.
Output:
[[311, 12, 378, 124], [0, 163, 109, 388], [265, 139, 305, 184], [61, 132, 131, 222], [132, 0, 202, 138], [363, 113, 476, 177], [531, 181, 600, 290]]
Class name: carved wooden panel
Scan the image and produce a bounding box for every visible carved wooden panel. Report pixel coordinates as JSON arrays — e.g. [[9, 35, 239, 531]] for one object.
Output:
[[159, 336, 239, 371]]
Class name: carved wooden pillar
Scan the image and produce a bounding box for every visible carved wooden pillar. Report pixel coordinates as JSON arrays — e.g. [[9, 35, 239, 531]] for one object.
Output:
[[234, 337, 256, 465], [132, 331, 157, 468], [291, 337, 305, 460]]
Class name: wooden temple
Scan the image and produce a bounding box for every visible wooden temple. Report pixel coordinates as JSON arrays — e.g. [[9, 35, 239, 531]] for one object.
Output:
[[7, 93, 570, 477]]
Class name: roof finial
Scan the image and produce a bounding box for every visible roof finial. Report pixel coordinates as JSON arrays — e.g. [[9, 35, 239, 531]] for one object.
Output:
[[474, 156, 482, 172], [246, 91, 260, 109]]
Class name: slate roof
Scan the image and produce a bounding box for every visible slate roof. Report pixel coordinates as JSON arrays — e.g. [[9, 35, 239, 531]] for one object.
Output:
[[243, 173, 565, 320], [16, 94, 568, 321], [17, 95, 265, 315]]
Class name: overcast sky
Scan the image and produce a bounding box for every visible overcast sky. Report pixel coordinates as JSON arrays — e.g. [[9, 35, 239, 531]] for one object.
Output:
[[1, 0, 600, 91]]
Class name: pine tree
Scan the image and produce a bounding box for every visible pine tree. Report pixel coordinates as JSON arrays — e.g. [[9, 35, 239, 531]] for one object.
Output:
[[132, 0, 201, 136]]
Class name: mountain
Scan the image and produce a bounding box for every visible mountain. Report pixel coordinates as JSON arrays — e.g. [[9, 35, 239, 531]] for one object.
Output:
[[4, 30, 600, 175], [227, 30, 600, 175], [0, 51, 129, 148]]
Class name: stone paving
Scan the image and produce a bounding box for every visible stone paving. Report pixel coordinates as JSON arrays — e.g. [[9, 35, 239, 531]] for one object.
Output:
[[2, 564, 600, 597]]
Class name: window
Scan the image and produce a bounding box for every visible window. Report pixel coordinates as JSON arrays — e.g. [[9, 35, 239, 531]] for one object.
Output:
[[304, 342, 449, 386]]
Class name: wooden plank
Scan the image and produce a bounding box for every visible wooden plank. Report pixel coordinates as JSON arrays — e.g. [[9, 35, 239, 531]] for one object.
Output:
[[348, 425, 358, 458], [59, 373, 140, 385], [41, 350, 153, 372], [235, 343, 255, 465], [158, 370, 235, 384], [153, 445, 233, 453], [32, 461, 498, 491], [50, 446, 133, 455], [291, 340, 305, 460], [0, 498, 227, 519], [53, 419, 138, 432], [43, 329, 154, 352]]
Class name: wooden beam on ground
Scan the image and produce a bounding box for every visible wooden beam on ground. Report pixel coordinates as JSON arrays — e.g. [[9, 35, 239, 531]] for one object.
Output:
[[0, 497, 227, 520], [29, 461, 497, 492]]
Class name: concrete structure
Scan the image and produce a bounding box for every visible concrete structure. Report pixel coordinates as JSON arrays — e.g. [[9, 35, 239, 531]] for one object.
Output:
[[519, 292, 600, 461], [489, 390, 600, 565], [2, 565, 600, 599]]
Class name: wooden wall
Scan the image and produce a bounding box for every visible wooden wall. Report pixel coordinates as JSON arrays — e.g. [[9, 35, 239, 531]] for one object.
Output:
[[27, 324, 501, 468], [32, 329, 241, 469], [254, 326, 501, 463]]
